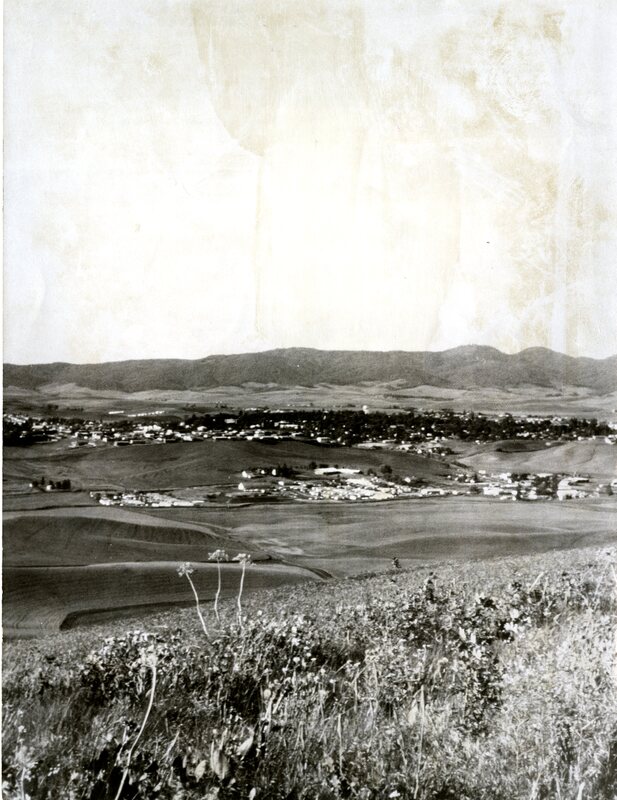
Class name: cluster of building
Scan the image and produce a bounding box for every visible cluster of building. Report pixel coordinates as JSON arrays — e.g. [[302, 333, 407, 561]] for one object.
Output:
[[68, 419, 316, 447], [554, 477, 616, 500], [235, 474, 417, 502], [5, 407, 617, 451], [451, 470, 616, 501], [90, 462, 616, 507], [92, 490, 206, 508], [357, 438, 453, 458], [238, 467, 616, 505], [71, 421, 186, 447], [234, 465, 460, 503], [5, 414, 73, 443]]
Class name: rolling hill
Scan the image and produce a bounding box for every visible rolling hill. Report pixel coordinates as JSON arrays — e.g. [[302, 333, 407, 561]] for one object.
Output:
[[453, 439, 617, 480], [5, 346, 617, 394], [3, 439, 453, 493], [2, 507, 263, 567]]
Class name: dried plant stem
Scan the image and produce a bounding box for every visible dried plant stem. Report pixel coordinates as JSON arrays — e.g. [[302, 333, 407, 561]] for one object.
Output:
[[114, 659, 157, 800], [337, 713, 345, 776], [413, 685, 425, 799], [237, 561, 247, 627], [19, 767, 27, 800], [214, 561, 222, 624], [185, 571, 209, 637]]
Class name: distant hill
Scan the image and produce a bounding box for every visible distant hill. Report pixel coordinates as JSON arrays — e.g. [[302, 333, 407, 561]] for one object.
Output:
[[4, 346, 617, 394]]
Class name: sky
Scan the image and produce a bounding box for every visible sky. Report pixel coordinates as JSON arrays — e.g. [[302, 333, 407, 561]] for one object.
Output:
[[4, 0, 617, 364]]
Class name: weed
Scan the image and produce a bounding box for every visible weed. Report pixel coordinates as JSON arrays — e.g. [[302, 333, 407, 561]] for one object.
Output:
[[177, 562, 209, 638], [3, 546, 615, 799]]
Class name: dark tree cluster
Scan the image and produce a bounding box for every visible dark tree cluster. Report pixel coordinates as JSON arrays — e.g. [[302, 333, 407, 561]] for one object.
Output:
[[32, 476, 72, 491], [184, 408, 611, 444], [5, 406, 612, 450], [3, 418, 49, 447]]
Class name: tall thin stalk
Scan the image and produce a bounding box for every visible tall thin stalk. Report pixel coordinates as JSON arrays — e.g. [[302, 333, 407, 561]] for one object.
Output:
[[177, 562, 209, 637], [413, 685, 425, 799], [114, 655, 157, 800], [215, 561, 222, 623], [208, 549, 229, 625], [233, 553, 251, 629]]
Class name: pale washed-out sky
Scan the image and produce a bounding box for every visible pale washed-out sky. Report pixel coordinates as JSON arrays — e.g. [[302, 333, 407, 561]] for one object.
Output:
[[4, 0, 617, 364]]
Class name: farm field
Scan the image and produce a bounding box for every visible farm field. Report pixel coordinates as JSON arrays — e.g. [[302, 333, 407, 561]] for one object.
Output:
[[5, 381, 617, 419], [3, 434, 616, 639], [5, 436, 615, 498], [4, 495, 616, 637], [2, 505, 315, 636], [139, 495, 617, 574], [4, 561, 319, 638], [2, 438, 453, 493], [2, 490, 97, 512], [3, 506, 269, 566], [453, 438, 617, 479]]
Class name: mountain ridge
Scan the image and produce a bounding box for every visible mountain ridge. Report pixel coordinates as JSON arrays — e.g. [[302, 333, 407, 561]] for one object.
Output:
[[4, 346, 617, 394]]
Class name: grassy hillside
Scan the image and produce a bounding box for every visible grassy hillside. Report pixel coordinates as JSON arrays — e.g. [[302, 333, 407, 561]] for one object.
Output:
[[454, 439, 617, 479], [5, 346, 617, 393], [3, 439, 452, 492], [3, 546, 616, 799]]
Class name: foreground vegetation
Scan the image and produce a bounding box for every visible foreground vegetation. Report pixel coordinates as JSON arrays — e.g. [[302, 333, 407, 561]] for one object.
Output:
[[3, 547, 616, 799]]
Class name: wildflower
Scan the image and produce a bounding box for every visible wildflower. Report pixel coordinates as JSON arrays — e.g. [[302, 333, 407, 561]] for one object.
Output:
[[177, 562, 194, 577], [208, 549, 229, 562]]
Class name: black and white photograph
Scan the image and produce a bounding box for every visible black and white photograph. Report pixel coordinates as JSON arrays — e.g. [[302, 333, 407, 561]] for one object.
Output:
[[3, 1, 617, 797]]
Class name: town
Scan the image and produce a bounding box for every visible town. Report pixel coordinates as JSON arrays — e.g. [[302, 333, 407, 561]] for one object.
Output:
[[92, 463, 616, 507], [4, 407, 616, 450], [6, 407, 616, 507]]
